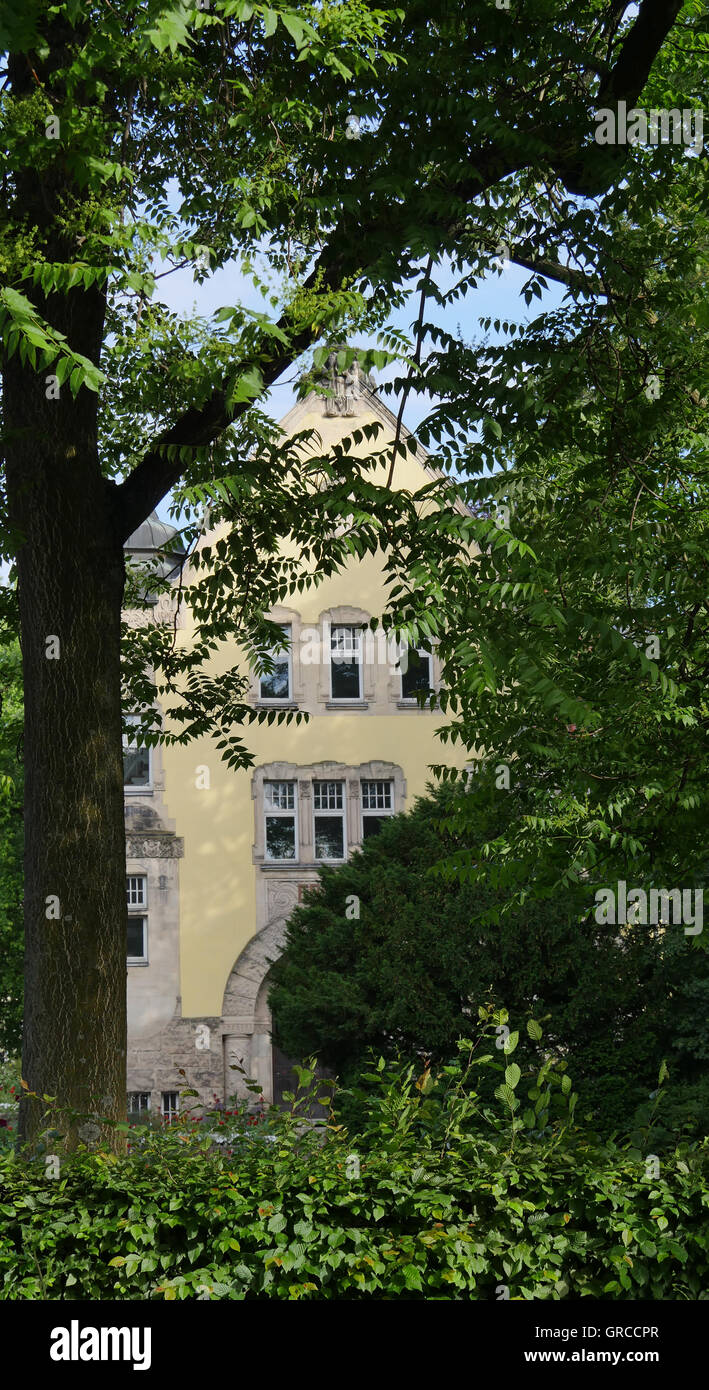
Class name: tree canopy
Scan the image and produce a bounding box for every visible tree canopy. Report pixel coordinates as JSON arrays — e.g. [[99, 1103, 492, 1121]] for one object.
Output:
[[269, 786, 709, 1135], [0, 0, 704, 1144]]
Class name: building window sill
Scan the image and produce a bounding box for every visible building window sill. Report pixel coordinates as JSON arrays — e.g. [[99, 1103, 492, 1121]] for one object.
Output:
[[325, 701, 369, 710], [255, 701, 300, 710], [259, 860, 305, 870]]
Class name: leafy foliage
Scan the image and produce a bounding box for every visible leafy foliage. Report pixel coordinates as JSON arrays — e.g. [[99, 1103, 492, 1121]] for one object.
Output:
[[374, 148, 709, 908], [1, 1017, 708, 1300], [1, 0, 705, 1138], [269, 788, 709, 1136], [3, 0, 704, 788]]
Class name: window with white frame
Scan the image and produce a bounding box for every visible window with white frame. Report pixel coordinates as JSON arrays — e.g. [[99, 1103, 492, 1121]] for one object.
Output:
[[313, 780, 346, 860], [161, 1091, 179, 1122], [127, 1092, 150, 1122], [264, 780, 297, 859], [258, 624, 292, 701], [123, 715, 151, 788], [401, 646, 432, 700], [330, 625, 362, 700], [361, 780, 394, 839], [126, 875, 147, 908], [127, 916, 148, 964]]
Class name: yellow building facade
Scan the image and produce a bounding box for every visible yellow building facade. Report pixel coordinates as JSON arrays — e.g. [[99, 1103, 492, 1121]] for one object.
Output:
[[123, 367, 467, 1119]]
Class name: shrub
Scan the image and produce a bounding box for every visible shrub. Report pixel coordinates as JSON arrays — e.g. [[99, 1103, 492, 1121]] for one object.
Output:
[[268, 786, 707, 1136], [1, 1013, 708, 1301], [0, 1055, 19, 1156]]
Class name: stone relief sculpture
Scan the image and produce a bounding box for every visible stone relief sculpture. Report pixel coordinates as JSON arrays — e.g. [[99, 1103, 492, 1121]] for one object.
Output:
[[125, 837, 184, 858], [266, 881, 299, 920], [321, 350, 374, 417]]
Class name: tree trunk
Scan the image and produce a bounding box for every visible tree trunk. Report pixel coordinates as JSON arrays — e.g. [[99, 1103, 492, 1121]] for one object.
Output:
[[4, 288, 128, 1152]]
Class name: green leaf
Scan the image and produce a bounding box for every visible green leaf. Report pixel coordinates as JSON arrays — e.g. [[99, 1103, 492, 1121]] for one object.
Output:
[[282, 13, 305, 47], [495, 1082, 517, 1108], [146, 7, 192, 55]]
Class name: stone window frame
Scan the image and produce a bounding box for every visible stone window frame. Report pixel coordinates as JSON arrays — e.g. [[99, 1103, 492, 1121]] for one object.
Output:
[[249, 605, 304, 708], [161, 1091, 180, 1122], [257, 620, 294, 704], [127, 1091, 151, 1119], [246, 605, 442, 712], [361, 778, 396, 839], [126, 873, 147, 908], [312, 778, 348, 863], [318, 605, 374, 706], [127, 913, 149, 966], [122, 708, 173, 800], [387, 638, 443, 709], [123, 714, 153, 791], [252, 759, 406, 865], [263, 778, 299, 864]]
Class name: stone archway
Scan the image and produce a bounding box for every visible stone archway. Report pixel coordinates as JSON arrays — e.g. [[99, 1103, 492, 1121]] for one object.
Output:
[[221, 917, 332, 1111], [253, 968, 302, 1109], [221, 917, 288, 1105]]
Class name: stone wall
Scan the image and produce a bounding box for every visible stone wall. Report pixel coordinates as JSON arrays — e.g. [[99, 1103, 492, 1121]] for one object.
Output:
[[126, 1009, 225, 1117]]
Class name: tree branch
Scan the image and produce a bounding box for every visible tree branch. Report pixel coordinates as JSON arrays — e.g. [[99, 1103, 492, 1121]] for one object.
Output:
[[508, 248, 601, 294], [598, 0, 684, 106], [113, 0, 681, 540], [552, 0, 684, 194]]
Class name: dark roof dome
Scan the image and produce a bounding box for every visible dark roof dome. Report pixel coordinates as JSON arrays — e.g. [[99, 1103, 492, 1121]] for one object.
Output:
[[124, 510, 185, 599], [124, 510, 181, 557]]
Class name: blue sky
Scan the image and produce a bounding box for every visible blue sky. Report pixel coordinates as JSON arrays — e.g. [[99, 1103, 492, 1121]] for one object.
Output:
[[158, 252, 567, 426], [151, 251, 566, 521], [0, 249, 569, 577]]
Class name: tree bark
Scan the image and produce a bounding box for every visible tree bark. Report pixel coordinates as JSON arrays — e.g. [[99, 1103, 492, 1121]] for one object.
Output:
[[5, 287, 128, 1152]]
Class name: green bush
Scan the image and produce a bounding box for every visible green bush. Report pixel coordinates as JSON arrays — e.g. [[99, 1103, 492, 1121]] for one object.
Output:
[[1, 1013, 708, 1300], [268, 786, 708, 1137], [0, 1055, 19, 1156]]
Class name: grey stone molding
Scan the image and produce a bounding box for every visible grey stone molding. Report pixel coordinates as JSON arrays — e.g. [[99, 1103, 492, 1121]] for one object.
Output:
[[126, 836, 184, 858]]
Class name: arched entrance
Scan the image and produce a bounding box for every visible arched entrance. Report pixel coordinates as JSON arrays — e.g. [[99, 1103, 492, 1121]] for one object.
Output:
[[221, 917, 287, 1106], [255, 969, 301, 1109], [221, 922, 331, 1113]]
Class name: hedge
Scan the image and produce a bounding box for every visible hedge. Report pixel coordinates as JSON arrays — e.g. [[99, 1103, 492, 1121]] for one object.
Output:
[[1, 1014, 708, 1300]]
